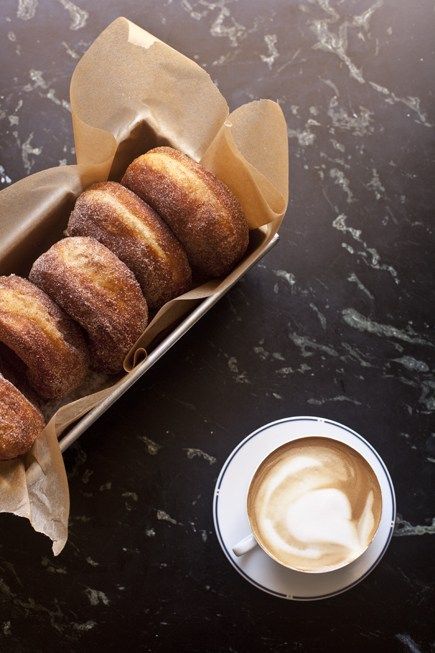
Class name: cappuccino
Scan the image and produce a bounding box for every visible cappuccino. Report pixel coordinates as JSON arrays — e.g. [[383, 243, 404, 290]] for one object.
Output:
[[248, 437, 382, 572]]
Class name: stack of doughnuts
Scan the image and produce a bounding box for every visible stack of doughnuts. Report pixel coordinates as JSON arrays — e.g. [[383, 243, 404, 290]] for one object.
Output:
[[1, 146, 249, 460]]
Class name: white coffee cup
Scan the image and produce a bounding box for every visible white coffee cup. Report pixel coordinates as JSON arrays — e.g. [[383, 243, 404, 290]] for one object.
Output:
[[232, 436, 383, 573]]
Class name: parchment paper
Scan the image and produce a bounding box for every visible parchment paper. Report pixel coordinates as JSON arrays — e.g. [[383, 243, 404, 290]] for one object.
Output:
[[0, 17, 288, 554]]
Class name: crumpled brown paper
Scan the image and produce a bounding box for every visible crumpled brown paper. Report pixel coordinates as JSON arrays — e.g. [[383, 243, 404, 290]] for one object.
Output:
[[0, 17, 288, 554]]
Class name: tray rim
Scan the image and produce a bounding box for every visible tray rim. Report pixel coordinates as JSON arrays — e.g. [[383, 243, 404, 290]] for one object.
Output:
[[58, 233, 280, 454]]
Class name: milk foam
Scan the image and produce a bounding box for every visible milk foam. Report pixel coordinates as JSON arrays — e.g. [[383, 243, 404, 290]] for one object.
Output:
[[249, 438, 381, 572]]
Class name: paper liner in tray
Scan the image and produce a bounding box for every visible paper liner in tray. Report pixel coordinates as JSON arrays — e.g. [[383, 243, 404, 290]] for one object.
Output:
[[0, 18, 288, 554]]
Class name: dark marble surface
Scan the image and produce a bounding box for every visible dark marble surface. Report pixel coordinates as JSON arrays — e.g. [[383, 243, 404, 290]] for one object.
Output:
[[0, 1, 434, 651]]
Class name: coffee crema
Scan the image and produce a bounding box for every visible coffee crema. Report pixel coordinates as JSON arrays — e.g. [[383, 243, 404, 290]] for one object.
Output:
[[248, 437, 382, 572]]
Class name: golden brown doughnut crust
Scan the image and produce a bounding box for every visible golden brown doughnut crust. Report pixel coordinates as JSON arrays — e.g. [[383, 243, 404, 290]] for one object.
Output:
[[30, 237, 148, 374], [0, 377, 45, 460], [121, 147, 249, 277], [0, 275, 89, 399], [67, 182, 192, 310]]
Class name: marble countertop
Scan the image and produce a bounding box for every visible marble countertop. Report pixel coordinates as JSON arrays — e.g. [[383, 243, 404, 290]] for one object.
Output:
[[0, 1, 434, 651]]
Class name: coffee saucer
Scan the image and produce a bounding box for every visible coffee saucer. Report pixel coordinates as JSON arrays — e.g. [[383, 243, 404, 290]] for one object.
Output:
[[213, 417, 396, 601]]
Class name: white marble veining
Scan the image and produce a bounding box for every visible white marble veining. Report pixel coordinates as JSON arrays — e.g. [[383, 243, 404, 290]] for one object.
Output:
[[184, 448, 217, 464], [156, 510, 182, 526], [342, 309, 433, 348], [84, 588, 110, 606], [17, 0, 38, 21], [347, 272, 374, 300], [333, 214, 399, 283], [139, 435, 162, 455], [260, 34, 279, 70], [56, 0, 88, 31], [394, 515, 435, 537]]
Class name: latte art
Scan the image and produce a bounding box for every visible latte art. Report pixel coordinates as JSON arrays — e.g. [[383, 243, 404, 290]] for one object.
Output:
[[248, 438, 382, 572]]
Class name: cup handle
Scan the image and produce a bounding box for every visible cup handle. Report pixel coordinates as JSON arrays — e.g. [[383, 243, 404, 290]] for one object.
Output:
[[232, 533, 258, 557]]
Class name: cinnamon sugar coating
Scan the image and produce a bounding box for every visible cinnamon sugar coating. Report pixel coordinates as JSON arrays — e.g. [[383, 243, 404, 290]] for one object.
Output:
[[67, 181, 192, 310], [121, 147, 249, 277], [30, 237, 148, 374], [0, 377, 45, 460], [0, 275, 89, 399]]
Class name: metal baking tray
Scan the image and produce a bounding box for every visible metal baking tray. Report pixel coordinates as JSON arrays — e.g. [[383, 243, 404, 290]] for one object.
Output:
[[58, 233, 279, 454]]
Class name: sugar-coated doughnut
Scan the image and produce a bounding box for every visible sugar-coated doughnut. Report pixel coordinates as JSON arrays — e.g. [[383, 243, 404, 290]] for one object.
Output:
[[30, 237, 148, 373], [0, 377, 45, 460], [67, 182, 192, 310], [0, 275, 89, 399], [121, 147, 249, 277]]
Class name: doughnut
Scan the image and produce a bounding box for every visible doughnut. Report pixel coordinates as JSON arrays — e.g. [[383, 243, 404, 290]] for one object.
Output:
[[121, 147, 249, 277], [30, 236, 148, 373], [0, 377, 45, 460], [0, 275, 89, 399], [67, 181, 192, 310]]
